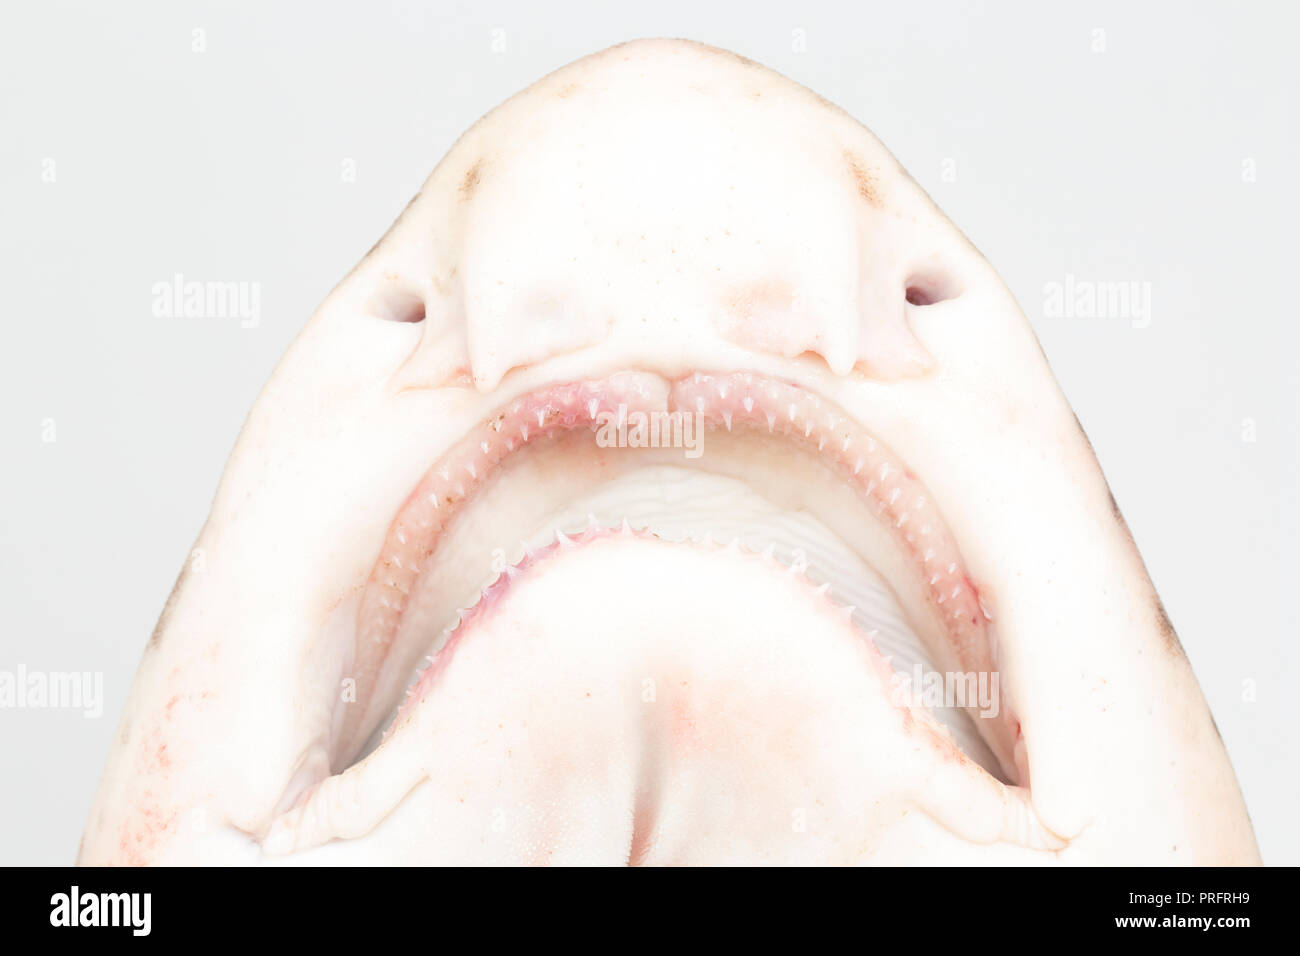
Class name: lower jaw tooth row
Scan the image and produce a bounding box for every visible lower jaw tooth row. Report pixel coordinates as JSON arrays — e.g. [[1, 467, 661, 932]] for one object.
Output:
[[367, 502, 1001, 778]]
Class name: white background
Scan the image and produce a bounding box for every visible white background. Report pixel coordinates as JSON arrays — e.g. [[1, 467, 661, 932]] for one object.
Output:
[[1, 1, 1296, 864]]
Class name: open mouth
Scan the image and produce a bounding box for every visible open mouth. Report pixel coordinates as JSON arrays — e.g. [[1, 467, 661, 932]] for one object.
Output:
[[333, 369, 1025, 792]]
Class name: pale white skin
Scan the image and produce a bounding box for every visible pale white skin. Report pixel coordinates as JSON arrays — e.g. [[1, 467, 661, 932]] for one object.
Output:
[[80, 40, 1258, 865]]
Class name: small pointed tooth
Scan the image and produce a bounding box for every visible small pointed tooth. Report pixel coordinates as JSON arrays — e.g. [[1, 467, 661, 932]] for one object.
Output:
[[765, 412, 776, 431], [814, 582, 831, 597], [465, 462, 477, 479], [586, 513, 601, 530], [620, 517, 633, 534], [742, 396, 754, 413], [803, 422, 813, 438], [556, 529, 573, 547], [536, 410, 546, 427], [761, 543, 776, 560], [587, 399, 599, 419], [721, 410, 733, 431], [840, 604, 855, 619]]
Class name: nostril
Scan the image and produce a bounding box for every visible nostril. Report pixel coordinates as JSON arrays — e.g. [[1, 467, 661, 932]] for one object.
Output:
[[371, 290, 427, 324], [904, 273, 959, 307]]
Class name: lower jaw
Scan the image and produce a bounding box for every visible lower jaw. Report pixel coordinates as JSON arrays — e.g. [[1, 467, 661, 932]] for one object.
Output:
[[281, 528, 1050, 865], [335, 370, 1021, 781]]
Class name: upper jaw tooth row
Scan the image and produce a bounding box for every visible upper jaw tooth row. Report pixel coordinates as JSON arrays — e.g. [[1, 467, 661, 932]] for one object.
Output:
[[345, 369, 1003, 757]]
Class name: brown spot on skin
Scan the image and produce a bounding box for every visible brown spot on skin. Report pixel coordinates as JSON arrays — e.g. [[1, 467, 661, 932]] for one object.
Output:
[[844, 149, 883, 207], [459, 159, 484, 200], [556, 82, 579, 98]]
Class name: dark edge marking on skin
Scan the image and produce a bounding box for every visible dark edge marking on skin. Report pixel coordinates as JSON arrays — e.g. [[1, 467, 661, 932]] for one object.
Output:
[[1149, 587, 1185, 658], [1102, 460, 1186, 657], [1072, 411, 1187, 659], [148, 560, 191, 650]]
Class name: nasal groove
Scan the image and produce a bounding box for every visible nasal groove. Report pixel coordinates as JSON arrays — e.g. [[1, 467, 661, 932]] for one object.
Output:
[[904, 273, 960, 307], [371, 289, 427, 324]]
